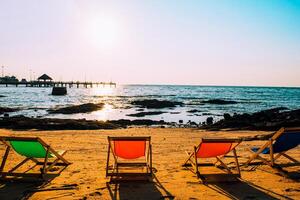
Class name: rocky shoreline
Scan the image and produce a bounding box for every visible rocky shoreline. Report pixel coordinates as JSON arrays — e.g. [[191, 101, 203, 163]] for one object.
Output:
[[0, 107, 299, 131], [0, 116, 166, 130], [201, 107, 300, 131]]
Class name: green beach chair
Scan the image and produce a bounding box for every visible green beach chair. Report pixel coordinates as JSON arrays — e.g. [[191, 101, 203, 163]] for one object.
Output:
[[0, 136, 70, 179]]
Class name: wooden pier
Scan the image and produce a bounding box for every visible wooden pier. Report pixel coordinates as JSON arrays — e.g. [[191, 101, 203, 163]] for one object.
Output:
[[0, 81, 116, 88]]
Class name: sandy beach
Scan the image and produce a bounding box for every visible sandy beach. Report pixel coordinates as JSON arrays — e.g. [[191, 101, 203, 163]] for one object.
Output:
[[0, 128, 299, 200]]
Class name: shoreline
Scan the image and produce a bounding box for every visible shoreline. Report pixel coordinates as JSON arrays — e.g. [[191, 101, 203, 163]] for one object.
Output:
[[0, 107, 299, 131]]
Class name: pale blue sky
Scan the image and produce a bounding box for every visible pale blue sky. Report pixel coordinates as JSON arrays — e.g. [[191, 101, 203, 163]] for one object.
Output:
[[0, 0, 299, 86]]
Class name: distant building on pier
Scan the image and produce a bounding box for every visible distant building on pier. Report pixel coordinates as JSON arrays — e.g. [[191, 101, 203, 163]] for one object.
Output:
[[20, 78, 27, 83], [37, 74, 53, 82], [0, 76, 19, 83]]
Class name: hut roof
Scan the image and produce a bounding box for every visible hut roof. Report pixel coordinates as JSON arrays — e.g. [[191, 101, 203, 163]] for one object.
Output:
[[38, 74, 52, 80]]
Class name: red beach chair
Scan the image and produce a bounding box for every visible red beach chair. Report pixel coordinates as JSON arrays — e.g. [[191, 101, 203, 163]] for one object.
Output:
[[106, 136, 152, 180], [183, 138, 242, 182]]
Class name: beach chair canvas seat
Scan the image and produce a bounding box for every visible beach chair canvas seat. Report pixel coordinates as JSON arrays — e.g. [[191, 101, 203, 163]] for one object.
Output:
[[183, 138, 242, 183], [0, 136, 71, 179], [106, 136, 152, 180], [245, 127, 300, 170]]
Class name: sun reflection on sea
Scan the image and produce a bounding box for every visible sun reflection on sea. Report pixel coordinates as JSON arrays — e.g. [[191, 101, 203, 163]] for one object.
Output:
[[91, 85, 115, 96], [93, 104, 113, 121]]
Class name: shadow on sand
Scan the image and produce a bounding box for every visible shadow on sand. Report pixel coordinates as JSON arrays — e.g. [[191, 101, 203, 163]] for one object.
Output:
[[0, 174, 59, 200], [245, 161, 300, 181], [107, 174, 174, 200], [206, 179, 293, 200]]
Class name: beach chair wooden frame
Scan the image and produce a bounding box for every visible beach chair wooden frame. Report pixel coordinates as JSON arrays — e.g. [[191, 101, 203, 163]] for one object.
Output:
[[0, 136, 71, 179], [244, 127, 300, 169], [183, 138, 242, 182], [106, 136, 152, 179]]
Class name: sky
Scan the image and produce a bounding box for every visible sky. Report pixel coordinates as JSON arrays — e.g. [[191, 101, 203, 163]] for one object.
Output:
[[0, 0, 299, 86]]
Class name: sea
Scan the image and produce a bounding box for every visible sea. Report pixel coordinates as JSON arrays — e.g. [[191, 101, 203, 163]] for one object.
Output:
[[0, 85, 299, 124]]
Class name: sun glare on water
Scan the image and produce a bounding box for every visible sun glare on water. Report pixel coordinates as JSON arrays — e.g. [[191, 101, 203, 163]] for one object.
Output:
[[91, 85, 114, 96], [90, 86, 115, 121], [94, 103, 113, 122]]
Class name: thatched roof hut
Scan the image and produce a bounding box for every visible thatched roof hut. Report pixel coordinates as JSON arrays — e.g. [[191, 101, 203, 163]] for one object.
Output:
[[38, 74, 53, 81]]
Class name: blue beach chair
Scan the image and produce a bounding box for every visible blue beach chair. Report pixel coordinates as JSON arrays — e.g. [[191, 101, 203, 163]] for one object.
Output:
[[245, 127, 300, 169]]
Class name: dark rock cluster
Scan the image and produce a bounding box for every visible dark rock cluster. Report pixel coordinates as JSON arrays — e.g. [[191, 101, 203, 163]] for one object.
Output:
[[131, 99, 183, 109], [187, 109, 201, 113], [48, 103, 104, 114], [0, 107, 19, 114], [0, 116, 167, 130], [127, 111, 166, 117], [201, 99, 238, 104], [201, 107, 300, 130]]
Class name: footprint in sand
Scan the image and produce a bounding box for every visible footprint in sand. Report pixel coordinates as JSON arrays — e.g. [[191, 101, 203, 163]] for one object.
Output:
[[89, 191, 102, 196], [72, 170, 81, 174]]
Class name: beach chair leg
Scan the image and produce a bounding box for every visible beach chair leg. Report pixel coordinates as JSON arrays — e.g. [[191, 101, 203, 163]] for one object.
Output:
[[0, 146, 10, 177], [149, 143, 153, 175], [45, 157, 67, 173], [0, 146, 10, 171], [106, 142, 111, 177], [216, 157, 232, 174], [233, 148, 241, 176], [46, 145, 70, 165], [280, 153, 300, 164], [255, 155, 273, 167], [194, 146, 200, 178], [269, 141, 274, 166], [7, 157, 31, 174], [273, 152, 284, 161], [41, 147, 50, 178], [182, 151, 196, 167], [245, 141, 272, 166], [146, 144, 150, 174], [29, 157, 40, 164], [183, 151, 195, 166]]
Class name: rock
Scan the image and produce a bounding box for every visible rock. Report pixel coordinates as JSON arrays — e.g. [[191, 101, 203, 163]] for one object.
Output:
[[48, 103, 104, 114], [202, 99, 238, 104], [223, 113, 231, 120], [206, 117, 213, 125], [130, 119, 165, 126], [179, 120, 183, 124], [52, 87, 67, 95], [108, 119, 167, 127], [187, 121, 198, 127], [187, 109, 201, 113], [126, 111, 165, 117], [131, 99, 183, 109], [0, 116, 120, 130], [0, 107, 19, 114], [200, 107, 300, 131]]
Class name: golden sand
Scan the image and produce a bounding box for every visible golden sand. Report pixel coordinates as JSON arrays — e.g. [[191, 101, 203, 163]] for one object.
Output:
[[0, 128, 299, 200]]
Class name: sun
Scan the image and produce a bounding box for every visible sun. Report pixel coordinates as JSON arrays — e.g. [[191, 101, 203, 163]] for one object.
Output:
[[87, 16, 119, 49]]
